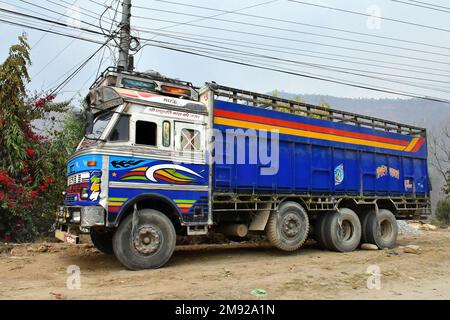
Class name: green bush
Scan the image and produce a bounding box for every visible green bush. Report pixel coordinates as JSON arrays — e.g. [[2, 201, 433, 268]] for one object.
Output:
[[435, 198, 450, 225], [0, 35, 84, 242]]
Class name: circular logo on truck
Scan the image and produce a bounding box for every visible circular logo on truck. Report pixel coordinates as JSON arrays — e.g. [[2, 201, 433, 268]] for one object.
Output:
[[335, 164, 344, 186]]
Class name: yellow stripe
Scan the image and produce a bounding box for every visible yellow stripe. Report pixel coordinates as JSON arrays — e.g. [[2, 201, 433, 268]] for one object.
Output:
[[132, 167, 147, 172], [156, 170, 191, 182], [109, 202, 125, 207], [404, 137, 420, 152], [177, 204, 194, 209], [214, 117, 406, 151]]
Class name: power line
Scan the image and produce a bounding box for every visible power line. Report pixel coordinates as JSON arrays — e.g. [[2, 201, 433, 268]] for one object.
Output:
[[185, 47, 450, 94], [138, 37, 450, 94], [48, 38, 113, 97], [133, 16, 450, 66], [0, 17, 107, 45], [150, 0, 280, 33], [18, 0, 102, 31], [288, 0, 450, 33], [143, 43, 450, 104], [392, 0, 450, 13], [140, 0, 450, 52], [29, 1, 119, 81], [141, 29, 450, 78], [131, 7, 450, 59], [0, 6, 106, 37], [409, 0, 450, 11]]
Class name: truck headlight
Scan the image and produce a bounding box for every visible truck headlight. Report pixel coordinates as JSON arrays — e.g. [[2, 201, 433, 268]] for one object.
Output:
[[80, 187, 89, 200], [71, 211, 81, 223]]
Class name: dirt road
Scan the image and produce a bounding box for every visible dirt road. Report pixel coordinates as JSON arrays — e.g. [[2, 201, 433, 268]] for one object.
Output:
[[1, 228, 450, 300]]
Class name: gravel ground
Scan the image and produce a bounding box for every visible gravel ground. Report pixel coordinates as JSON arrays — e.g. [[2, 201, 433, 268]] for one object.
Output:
[[397, 220, 422, 235]]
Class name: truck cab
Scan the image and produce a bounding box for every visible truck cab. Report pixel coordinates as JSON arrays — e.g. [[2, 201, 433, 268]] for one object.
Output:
[[56, 68, 211, 269]]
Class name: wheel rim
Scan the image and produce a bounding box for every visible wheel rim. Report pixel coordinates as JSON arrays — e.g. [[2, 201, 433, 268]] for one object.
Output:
[[379, 219, 393, 242], [282, 212, 303, 238], [338, 220, 354, 242], [133, 225, 162, 255]]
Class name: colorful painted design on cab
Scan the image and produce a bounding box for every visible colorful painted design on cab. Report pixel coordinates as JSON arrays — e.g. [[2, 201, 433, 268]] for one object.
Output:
[[90, 171, 101, 201], [173, 199, 197, 213], [112, 161, 204, 185], [108, 197, 128, 213]]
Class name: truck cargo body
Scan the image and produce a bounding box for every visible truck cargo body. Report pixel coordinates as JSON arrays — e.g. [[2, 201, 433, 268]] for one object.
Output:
[[200, 85, 430, 222], [212, 99, 428, 197]]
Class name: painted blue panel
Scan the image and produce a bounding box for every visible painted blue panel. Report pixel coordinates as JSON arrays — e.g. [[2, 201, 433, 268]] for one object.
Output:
[[213, 100, 430, 197]]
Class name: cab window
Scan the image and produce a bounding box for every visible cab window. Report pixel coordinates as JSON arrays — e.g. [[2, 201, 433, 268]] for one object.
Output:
[[180, 128, 201, 152], [136, 121, 157, 146], [162, 121, 171, 147], [109, 116, 129, 142]]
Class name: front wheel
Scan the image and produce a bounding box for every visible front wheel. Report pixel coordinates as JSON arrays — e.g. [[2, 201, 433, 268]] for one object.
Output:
[[112, 209, 176, 270], [266, 202, 309, 252]]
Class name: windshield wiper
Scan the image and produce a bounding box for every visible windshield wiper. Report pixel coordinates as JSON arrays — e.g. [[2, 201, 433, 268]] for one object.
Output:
[[84, 134, 106, 142]]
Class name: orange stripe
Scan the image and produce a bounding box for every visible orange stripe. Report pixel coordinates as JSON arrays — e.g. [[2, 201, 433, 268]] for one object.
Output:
[[215, 117, 407, 151], [214, 109, 410, 147], [156, 170, 191, 182]]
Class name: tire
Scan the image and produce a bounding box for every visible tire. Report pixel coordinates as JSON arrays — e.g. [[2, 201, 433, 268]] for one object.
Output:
[[358, 210, 372, 244], [266, 202, 309, 252], [323, 208, 362, 252], [314, 213, 332, 250], [112, 209, 176, 270], [90, 228, 114, 255], [363, 209, 398, 249]]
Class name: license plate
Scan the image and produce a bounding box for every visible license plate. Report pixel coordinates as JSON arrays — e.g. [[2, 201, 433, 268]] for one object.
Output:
[[55, 230, 79, 244]]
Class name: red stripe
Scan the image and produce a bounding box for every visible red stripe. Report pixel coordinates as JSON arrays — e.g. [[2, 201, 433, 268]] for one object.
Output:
[[179, 208, 191, 213], [108, 206, 121, 212], [121, 171, 146, 178], [214, 109, 410, 147], [153, 173, 189, 185], [120, 92, 140, 98], [411, 138, 425, 153]]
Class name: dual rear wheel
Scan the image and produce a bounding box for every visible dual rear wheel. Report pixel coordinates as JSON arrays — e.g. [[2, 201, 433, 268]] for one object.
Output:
[[315, 208, 398, 252], [266, 203, 398, 253]]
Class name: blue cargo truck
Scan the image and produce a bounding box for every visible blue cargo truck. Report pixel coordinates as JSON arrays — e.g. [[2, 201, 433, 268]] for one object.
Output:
[[55, 67, 430, 270]]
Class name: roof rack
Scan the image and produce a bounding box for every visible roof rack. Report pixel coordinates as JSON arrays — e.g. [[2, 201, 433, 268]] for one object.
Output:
[[207, 83, 426, 137], [90, 66, 197, 90]]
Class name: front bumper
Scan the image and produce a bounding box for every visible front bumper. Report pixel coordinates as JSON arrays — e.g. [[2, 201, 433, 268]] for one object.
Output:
[[56, 206, 106, 228]]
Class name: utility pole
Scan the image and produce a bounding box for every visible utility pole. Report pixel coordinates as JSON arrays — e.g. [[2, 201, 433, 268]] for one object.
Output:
[[117, 0, 132, 71]]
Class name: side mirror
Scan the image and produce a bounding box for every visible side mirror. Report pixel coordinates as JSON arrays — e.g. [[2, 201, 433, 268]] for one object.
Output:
[[85, 108, 94, 135]]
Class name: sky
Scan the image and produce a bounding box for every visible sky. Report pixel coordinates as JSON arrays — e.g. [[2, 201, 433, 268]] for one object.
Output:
[[1, 0, 450, 105]]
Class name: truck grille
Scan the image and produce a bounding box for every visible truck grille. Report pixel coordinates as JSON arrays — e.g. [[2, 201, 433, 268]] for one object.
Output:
[[67, 172, 90, 186], [66, 194, 77, 204]]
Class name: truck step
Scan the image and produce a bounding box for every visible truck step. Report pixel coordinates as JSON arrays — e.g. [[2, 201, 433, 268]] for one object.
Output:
[[187, 225, 209, 236]]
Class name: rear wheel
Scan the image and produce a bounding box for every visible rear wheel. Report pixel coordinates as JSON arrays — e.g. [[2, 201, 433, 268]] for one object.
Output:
[[323, 208, 362, 252], [90, 228, 114, 255], [112, 209, 176, 270], [362, 209, 398, 249], [266, 202, 309, 252]]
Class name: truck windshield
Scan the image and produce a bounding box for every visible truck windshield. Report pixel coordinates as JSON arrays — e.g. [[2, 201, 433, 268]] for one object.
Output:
[[91, 113, 113, 140], [78, 111, 115, 149]]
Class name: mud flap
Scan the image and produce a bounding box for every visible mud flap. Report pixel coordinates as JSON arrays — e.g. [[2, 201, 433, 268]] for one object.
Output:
[[55, 230, 79, 244]]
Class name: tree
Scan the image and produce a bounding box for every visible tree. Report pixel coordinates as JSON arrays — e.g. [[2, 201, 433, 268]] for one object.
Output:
[[429, 124, 450, 194], [0, 35, 81, 242]]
